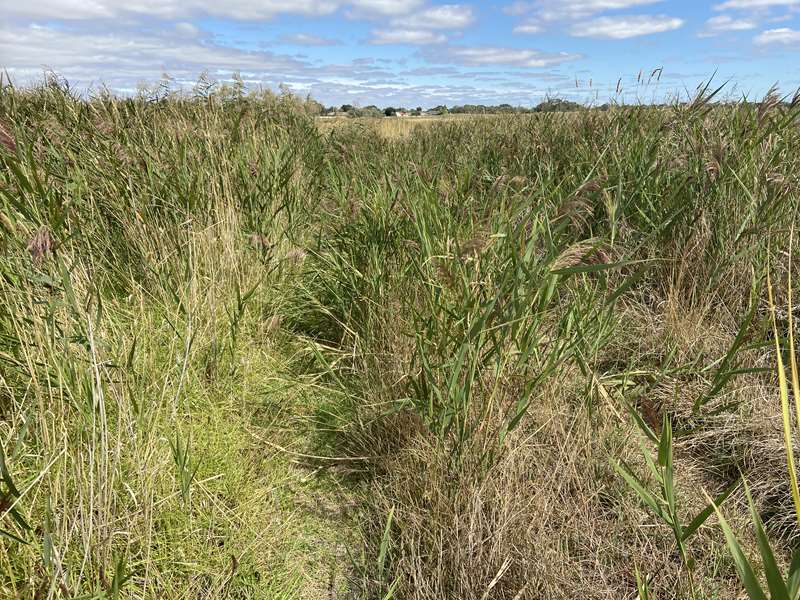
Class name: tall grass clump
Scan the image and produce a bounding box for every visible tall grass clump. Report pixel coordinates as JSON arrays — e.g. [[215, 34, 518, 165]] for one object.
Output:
[[698, 240, 800, 599], [295, 87, 800, 598], [0, 77, 345, 598]]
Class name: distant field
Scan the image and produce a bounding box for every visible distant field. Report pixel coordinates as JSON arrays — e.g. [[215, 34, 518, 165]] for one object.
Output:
[[2, 84, 800, 599], [315, 113, 491, 137]]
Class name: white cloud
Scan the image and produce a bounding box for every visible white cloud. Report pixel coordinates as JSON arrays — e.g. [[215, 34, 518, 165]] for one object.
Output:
[[428, 45, 582, 67], [392, 5, 475, 29], [513, 21, 544, 33], [174, 22, 201, 38], [504, 2, 536, 16], [279, 33, 342, 45], [699, 15, 757, 36], [347, 0, 425, 17], [4, 0, 114, 19], [370, 29, 447, 44], [569, 14, 684, 38], [366, 4, 473, 47], [7, 0, 341, 21], [504, 0, 674, 38], [0, 16, 581, 108], [753, 26, 800, 43], [0, 24, 307, 89], [5, 0, 427, 21], [0, 22, 404, 94], [714, 0, 799, 9], [504, 0, 664, 21]]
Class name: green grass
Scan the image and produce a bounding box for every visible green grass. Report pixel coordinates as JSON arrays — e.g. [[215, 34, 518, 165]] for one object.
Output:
[[2, 78, 800, 598], [0, 82, 352, 598]]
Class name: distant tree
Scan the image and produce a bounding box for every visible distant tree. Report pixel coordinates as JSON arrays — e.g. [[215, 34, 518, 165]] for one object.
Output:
[[349, 105, 382, 118], [534, 98, 583, 113], [384, 106, 397, 117], [304, 97, 324, 116], [449, 104, 538, 114], [340, 104, 354, 113]]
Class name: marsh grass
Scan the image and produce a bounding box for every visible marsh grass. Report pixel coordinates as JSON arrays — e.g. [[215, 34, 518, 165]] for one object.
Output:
[[2, 77, 800, 598], [0, 80, 350, 598]]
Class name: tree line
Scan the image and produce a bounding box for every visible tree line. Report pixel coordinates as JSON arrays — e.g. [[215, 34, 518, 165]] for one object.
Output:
[[320, 98, 586, 117]]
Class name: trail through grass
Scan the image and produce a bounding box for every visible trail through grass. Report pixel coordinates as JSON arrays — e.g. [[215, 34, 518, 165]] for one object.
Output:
[[1, 275, 357, 598]]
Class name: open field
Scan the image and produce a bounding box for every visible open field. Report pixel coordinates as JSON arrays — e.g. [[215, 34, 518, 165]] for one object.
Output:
[[315, 114, 487, 138], [1, 82, 800, 599]]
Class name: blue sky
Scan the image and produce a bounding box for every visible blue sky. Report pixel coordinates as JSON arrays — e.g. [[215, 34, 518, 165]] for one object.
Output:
[[2, 0, 800, 107]]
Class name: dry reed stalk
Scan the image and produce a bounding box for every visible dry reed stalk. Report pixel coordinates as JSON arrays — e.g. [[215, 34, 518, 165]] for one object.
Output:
[[0, 121, 16, 153]]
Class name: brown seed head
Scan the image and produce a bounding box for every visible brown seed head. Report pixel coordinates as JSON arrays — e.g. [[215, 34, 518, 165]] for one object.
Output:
[[554, 196, 593, 233], [284, 248, 307, 264], [575, 179, 601, 195], [0, 122, 16, 154], [458, 236, 487, 259], [27, 226, 54, 266], [249, 233, 270, 249], [435, 258, 456, 288], [264, 315, 282, 334], [0, 212, 16, 235], [552, 239, 611, 271]]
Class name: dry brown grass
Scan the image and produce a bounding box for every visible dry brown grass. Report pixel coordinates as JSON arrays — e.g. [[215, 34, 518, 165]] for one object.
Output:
[[316, 114, 486, 139], [360, 374, 750, 599], [0, 120, 15, 153], [343, 250, 794, 598]]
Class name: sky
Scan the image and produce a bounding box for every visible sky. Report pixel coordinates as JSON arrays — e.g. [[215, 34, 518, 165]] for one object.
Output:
[[2, 0, 800, 108]]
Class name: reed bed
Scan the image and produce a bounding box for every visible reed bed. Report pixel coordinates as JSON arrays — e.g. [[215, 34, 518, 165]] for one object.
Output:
[[1, 79, 800, 598]]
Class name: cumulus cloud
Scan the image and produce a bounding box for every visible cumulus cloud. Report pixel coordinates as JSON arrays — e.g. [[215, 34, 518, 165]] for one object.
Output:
[[7, 0, 343, 21], [699, 15, 757, 36], [503, 0, 672, 39], [426, 45, 582, 67], [503, 2, 538, 16], [5, 0, 113, 20], [347, 0, 425, 17], [369, 4, 473, 45], [392, 4, 475, 29], [753, 26, 800, 43], [713, 0, 798, 10], [174, 22, 202, 38], [0, 22, 423, 97], [4, 0, 434, 21], [513, 21, 544, 34], [0, 24, 308, 90], [569, 14, 684, 38], [3, 23, 548, 107], [504, 0, 664, 21], [371, 29, 447, 44], [279, 33, 342, 45], [2, 0, 712, 107]]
